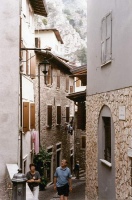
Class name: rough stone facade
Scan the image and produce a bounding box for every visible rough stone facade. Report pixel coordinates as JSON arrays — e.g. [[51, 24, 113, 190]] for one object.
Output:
[[86, 87, 132, 200], [34, 57, 74, 179]]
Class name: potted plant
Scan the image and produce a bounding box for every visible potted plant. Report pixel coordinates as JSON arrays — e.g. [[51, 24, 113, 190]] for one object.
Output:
[[33, 147, 51, 191]]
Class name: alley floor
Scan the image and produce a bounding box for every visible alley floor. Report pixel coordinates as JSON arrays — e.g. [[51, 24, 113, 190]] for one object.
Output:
[[39, 179, 85, 200]]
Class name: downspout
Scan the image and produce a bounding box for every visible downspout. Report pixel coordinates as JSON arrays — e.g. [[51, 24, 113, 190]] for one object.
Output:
[[19, 0, 23, 170], [38, 64, 41, 148]]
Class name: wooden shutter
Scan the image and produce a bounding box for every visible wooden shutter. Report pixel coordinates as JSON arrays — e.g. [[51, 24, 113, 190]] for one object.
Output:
[[82, 136, 86, 149], [57, 70, 60, 88], [57, 106, 61, 125], [30, 53, 36, 79], [66, 107, 69, 122], [66, 76, 69, 91], [76, 78, 81, 87], [26, 50, 29, 74], [101, 17, 106, 64], [77, 102, 86, 130], [23, 102, 29, 133], [70, 86, 73, 93], [47, 105, 52, 126], [46, 65, 52, 85], [30, 103, 35, 129], [106, 13, 112, 62]]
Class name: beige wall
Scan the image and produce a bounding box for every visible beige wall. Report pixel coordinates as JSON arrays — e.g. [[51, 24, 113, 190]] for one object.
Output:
[[0, 0, 19, 181], [86, 87, 132, 200]]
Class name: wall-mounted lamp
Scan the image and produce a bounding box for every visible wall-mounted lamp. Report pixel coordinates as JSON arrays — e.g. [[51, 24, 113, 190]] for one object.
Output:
[[39, 58, 50, 84]]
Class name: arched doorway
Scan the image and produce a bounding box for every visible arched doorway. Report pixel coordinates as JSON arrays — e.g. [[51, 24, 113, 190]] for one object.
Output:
[[98, 105, 116, 200]]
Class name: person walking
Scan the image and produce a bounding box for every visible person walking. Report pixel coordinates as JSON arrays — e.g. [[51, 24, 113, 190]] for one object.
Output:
[[54, 159, 72, 200], [74, 161, 79, 179], [26, 163, 41, 200]]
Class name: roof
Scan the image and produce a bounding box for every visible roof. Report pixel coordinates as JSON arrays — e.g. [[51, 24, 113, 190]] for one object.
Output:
[[70, 65, 87, 86], [35, 50, 72, 73], [29, 0, 48, 17], [66, 90, 86, 102], [35, 29, 63, 44]]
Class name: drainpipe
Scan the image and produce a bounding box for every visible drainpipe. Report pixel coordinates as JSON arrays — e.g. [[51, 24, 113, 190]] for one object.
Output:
[[19, 0, 23, 170], [38, 64, 41, 148]]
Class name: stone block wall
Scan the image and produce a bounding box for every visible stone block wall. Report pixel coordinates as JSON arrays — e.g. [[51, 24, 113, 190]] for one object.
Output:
[[34, 58, 74, 174], [86, 87, 132, 200]]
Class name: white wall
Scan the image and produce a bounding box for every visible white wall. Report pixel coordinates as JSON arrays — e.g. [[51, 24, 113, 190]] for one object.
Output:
[[0, 0, 19, 180], [35, 30, 64, 55]]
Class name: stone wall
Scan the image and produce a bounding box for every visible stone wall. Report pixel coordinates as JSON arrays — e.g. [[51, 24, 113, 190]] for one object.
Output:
[[86, 87, 132, 200], [34, 58, 74, 175]]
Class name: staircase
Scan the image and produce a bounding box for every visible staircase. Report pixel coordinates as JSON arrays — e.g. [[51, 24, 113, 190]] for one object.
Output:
[[79, 168, 86, 180]]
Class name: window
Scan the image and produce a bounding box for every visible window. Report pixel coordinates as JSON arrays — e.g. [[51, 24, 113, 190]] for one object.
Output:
[[103, 117, 111, 162], [101, 12, 112, 65], [81, 136, 86, 149], [57, 106, 61, 125], [76, 78, 81, 87], [46, 65, 53, 85], [57, 70, 60, 88], [35, 37, 41, 48], [77, 102, 86, 130], [30, 52, 36, 79], [26, 50, 29, 75], [66, 107, 70, 122], [47, 105, 52, 127], [66, 76, 69, 92], [70, 86, 73, 93], [23, 102, 29, 133], [30, 103, 35, 130]]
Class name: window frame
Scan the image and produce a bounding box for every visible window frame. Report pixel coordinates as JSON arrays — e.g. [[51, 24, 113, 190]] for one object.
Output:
[[101, 12, 112, 66]]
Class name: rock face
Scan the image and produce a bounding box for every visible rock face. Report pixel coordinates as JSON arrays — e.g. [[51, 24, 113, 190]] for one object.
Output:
[[35, 0, 87, 64], [86, 87, 132, 200]]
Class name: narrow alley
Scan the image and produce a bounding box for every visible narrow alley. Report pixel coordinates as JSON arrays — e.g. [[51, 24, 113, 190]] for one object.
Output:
[[39, 179, 85, 200]]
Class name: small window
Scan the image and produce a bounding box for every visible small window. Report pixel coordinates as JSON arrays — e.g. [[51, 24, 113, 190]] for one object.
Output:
[[101, 12, 112, 65], [66, 107, 70, 122], [76, 78, 81, 87], [66, 76, 69, 91], [103, 117, 111, 162], [81, 136, 86, 149], [30, 103, 35, 130], [47, 105, 52, 127], [57, 70, 60, 88], [46, 65, 53, 85], [57, 106, 61, 125], [77, 102, 86, 130]]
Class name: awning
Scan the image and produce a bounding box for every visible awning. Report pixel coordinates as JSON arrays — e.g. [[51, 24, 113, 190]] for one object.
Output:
[[66, 90, 86, 102], [29, 0, 48, 17]]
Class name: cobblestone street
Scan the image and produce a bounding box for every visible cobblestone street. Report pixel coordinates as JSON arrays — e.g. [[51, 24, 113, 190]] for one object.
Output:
[[39, 179, 85, 200]]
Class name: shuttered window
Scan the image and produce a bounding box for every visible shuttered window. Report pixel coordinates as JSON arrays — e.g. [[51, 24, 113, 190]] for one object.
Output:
[[30, 53, 36, 79], [35, 37, 41, 48], [46, 65, 53, 85], [77, 102, 86, 130], [47, 105, 52, 127], [66, 107, 69, 122], [66, 76, 69, 91], [70, 86, 73, 93], [26, 50, 29, 75], [81, 136, 86, 149], [30, 103, 35, 130], [101, 12, 112, 65], [76, 78, 81, 87], [23, 102, 29, 133], [57, 106, 61, 125], [57, 70, 60, 88]]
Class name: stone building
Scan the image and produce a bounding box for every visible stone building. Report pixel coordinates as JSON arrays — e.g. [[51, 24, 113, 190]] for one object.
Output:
[[34, 49, 74, 183], [86, 1, 132, 200], [67, 65, 87, 171]]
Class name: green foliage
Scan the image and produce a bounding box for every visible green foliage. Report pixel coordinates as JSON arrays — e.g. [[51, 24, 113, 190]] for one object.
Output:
[[42, 18, 47, 25], [33, 147, 51, 188]]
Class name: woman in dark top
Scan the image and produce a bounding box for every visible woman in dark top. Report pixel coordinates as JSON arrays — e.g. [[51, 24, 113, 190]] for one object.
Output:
[[26, 163, 41, 200]]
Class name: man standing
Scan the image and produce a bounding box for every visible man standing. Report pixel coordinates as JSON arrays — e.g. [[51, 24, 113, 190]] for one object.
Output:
[[54, 159, 72, 200], [74, 161, 80, 179], [26, 163, 41, 200]]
